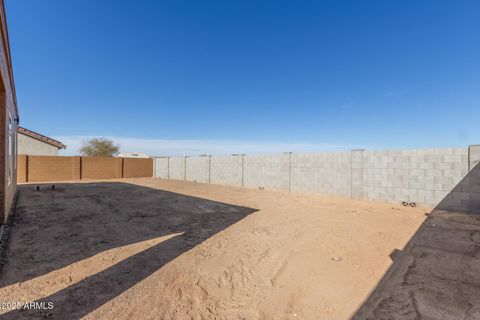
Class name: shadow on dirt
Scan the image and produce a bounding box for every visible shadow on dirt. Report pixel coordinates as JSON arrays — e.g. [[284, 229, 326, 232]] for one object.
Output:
[[352, 164, 480, 319], [0, 182, 257, 319]]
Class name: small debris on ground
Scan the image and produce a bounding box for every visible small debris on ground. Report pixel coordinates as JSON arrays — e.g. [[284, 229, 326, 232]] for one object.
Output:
[[346, 210, 369, 214]]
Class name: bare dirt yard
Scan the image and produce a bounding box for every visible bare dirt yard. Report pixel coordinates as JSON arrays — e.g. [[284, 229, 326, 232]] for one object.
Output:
[[0, 178, 427, 319]]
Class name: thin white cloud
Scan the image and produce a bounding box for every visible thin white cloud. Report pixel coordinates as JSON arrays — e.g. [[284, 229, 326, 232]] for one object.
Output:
[[55, 135, 362, 157], [384, 90, 403, 98], [339, 101, 354, 109], [384, 91, 395, 98]]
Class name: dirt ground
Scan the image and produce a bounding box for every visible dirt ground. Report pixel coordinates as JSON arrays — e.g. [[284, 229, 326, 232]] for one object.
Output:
[[0, 178, 427, 319], [353, 209, 480, 320]]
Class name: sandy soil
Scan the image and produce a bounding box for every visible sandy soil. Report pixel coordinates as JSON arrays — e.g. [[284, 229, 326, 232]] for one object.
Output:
[[354, 209, 480, 319], [0, 178, 426, 319]]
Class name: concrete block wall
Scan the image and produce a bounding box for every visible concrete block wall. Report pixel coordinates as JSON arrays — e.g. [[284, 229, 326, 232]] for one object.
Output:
[[153, 145, 478, 208], [154, 157, 169, 179], [168, 157, 185, 180], [436, 145, 480, 213], [470, 145, 480, 170], [243, 154, 290, 191], [351, 150, 365, 199], [362, 148, 468, 207], [291, 152, 351, 197], [210, 155, 243, 187], [186, 156, 210, 183]]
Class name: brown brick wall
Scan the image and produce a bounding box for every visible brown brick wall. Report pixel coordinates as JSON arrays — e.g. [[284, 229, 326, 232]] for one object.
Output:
[[73, 156, 81, 180], [17, 154, 27, 183], [81, 156, 122, 179], [27, 156, 76, 182], [116, 158, 123, 178], [123, 158, 153, 178], [16, 155, 152, 182]]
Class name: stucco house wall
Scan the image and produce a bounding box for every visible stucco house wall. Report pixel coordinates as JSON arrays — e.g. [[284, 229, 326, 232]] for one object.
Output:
[[18, 133, 60, 156]]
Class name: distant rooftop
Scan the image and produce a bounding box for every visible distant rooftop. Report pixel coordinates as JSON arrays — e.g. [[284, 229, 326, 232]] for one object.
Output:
[[117, 152, 149, 158], [17, 126, 66, 149]]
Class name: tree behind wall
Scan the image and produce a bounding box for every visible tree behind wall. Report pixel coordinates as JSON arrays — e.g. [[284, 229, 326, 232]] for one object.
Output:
[[80, 138, 120, 157]]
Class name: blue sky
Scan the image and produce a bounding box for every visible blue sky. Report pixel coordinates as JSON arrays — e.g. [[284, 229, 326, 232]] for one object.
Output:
[[6, 0, 480, 155]]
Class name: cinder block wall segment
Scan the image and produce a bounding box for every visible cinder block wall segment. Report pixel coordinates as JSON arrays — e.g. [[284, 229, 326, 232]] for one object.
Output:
[[436, 159, 480, 213], [168, 157, 186, 180], [184, 156, 187, 180], [152, 146, 474, 208], [290, 152, 351, 197], [244, 153, 290, 191], [154, 157, 169, 179], [362, 148, 469, 206], [210, 155, 243, 187], [185, 156, 209, 183], [241, 155, 245, 188], [351, 149, 364, 199], [287, 152, 292, 192], [469, 145, 480, 171], [208, 156, 212, 184]]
